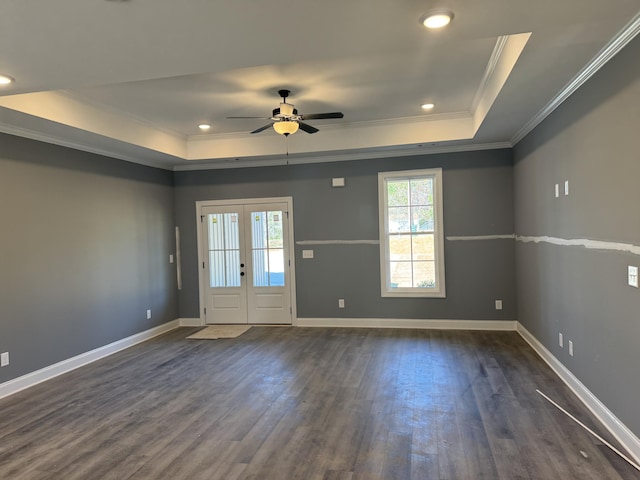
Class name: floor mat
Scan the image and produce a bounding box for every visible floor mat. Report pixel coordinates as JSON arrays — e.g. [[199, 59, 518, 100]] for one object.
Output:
[[186, 325, 251, 339]]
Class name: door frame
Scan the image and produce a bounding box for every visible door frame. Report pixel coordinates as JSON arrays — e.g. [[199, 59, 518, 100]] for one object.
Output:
[[195, 196, 297, 326]]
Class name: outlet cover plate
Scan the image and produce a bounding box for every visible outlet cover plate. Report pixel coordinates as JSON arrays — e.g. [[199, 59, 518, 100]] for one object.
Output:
[[1, 352, 9, 367]]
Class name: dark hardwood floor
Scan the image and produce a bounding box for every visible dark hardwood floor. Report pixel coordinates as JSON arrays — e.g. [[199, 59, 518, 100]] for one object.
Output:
[[0, 327, 638, 479]]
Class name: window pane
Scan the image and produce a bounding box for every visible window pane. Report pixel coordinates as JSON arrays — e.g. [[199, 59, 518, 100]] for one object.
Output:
[[410, 178, 433, 206], [389, 261, 413, 288], [267, 211, 284, 249], [388, 206, 410, 233], [412, 234, 435, 261], [412, 206, 434, 232], [387, 180, 409, 206], [389, 235, 411, 261], [413, 261, 436, 288]]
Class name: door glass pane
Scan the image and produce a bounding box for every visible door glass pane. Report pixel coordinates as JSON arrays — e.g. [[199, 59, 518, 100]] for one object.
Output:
[[251, 210, 285, 287], [253, 250, 269, 287], [207, 213, 241, 288], [209, 251, 225, 287], [268, 211, 284, 249]]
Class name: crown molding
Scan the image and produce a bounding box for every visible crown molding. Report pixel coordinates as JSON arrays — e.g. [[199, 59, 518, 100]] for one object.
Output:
[[470, 35, 509, 114], [172, 141, 512, 171], [0, 119, 174, 170], [511, 11, 640, 145]]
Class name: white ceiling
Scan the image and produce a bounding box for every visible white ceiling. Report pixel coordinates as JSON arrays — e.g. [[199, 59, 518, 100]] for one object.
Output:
[[1, 0, 639, 170]]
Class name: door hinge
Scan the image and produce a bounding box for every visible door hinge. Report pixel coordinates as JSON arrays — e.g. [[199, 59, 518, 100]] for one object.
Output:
[[286, 211, 289, 219], [288, 259, 291, 267], [204, 307, 207, 314], [202, 261, 205, 269]]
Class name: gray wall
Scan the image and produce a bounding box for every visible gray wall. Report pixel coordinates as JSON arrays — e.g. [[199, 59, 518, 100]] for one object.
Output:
[[175, 149, 516, 321], [0, 134, 178, 384], [514, 35, 640, 434]]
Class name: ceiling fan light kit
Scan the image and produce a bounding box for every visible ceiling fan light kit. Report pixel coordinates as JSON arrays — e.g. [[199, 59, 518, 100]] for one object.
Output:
[[273, 120, 299, 136]]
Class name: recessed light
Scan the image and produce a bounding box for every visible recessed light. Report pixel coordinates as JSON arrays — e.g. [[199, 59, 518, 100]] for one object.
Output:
[[421, 103, 435, 110], [419, 9, 454, 29], [0, 74, 15, 86], [198, 124, 211, 131]]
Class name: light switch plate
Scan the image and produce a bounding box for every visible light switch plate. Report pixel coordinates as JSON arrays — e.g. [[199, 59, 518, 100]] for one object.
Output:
[[302, 250, 314, 259], [564, 180, 569, 196], [555, 184, 559, 198], [1, 352, 9, 367], [629, 266, 638, 288], [495, 300, 503, 310]]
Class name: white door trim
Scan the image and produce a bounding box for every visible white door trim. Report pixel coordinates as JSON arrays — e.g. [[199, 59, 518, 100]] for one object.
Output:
[[196, 197, 297, 326]]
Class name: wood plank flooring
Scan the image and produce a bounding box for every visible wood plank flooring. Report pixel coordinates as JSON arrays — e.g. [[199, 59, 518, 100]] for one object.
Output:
[[0, 327, 638, 479]]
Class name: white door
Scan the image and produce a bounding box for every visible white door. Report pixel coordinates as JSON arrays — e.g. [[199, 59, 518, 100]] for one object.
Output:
[[201, 201, 292, 325]]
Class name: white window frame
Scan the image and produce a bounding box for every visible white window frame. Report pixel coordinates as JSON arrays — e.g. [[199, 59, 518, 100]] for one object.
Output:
[[378, 168, 446, 298]]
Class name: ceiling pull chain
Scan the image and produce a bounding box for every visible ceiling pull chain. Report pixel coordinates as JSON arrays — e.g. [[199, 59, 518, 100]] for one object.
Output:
[[285, 135, 289, 164]]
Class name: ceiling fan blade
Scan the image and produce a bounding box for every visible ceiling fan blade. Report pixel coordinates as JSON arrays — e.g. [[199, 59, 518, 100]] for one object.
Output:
[[298, 122, 319, 134], [300, 112, 344, 120], [250, 123, 274, 134], [227, 116, 271, 119]]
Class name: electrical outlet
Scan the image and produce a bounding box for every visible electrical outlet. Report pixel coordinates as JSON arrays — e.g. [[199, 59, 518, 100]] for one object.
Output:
[[169, 254, 174, 264], [146, 309, 152, 319], [302, 250, 314, 259], [338, 299, 345, 309], [1, 352, 9, 367], [569, 340, 574, 357], [559, 333, 563, 348], [495, 299, 503, 310]]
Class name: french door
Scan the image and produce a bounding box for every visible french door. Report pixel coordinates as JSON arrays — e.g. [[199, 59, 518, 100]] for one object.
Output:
[[198, 199, 293, 325]]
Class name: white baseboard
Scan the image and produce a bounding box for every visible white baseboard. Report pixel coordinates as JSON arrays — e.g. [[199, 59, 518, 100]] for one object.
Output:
[[296, 318, 518, 330], [517, 322, 640, 464], [0, 319, 180, 400], [179, 318, 202, 327]]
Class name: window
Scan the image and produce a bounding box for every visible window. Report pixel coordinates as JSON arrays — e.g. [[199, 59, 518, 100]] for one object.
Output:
[[378, 168, 445, 297]]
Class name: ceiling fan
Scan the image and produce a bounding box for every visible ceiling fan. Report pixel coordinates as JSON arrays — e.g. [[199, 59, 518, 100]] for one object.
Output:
[[227, 89, 344, 136]]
